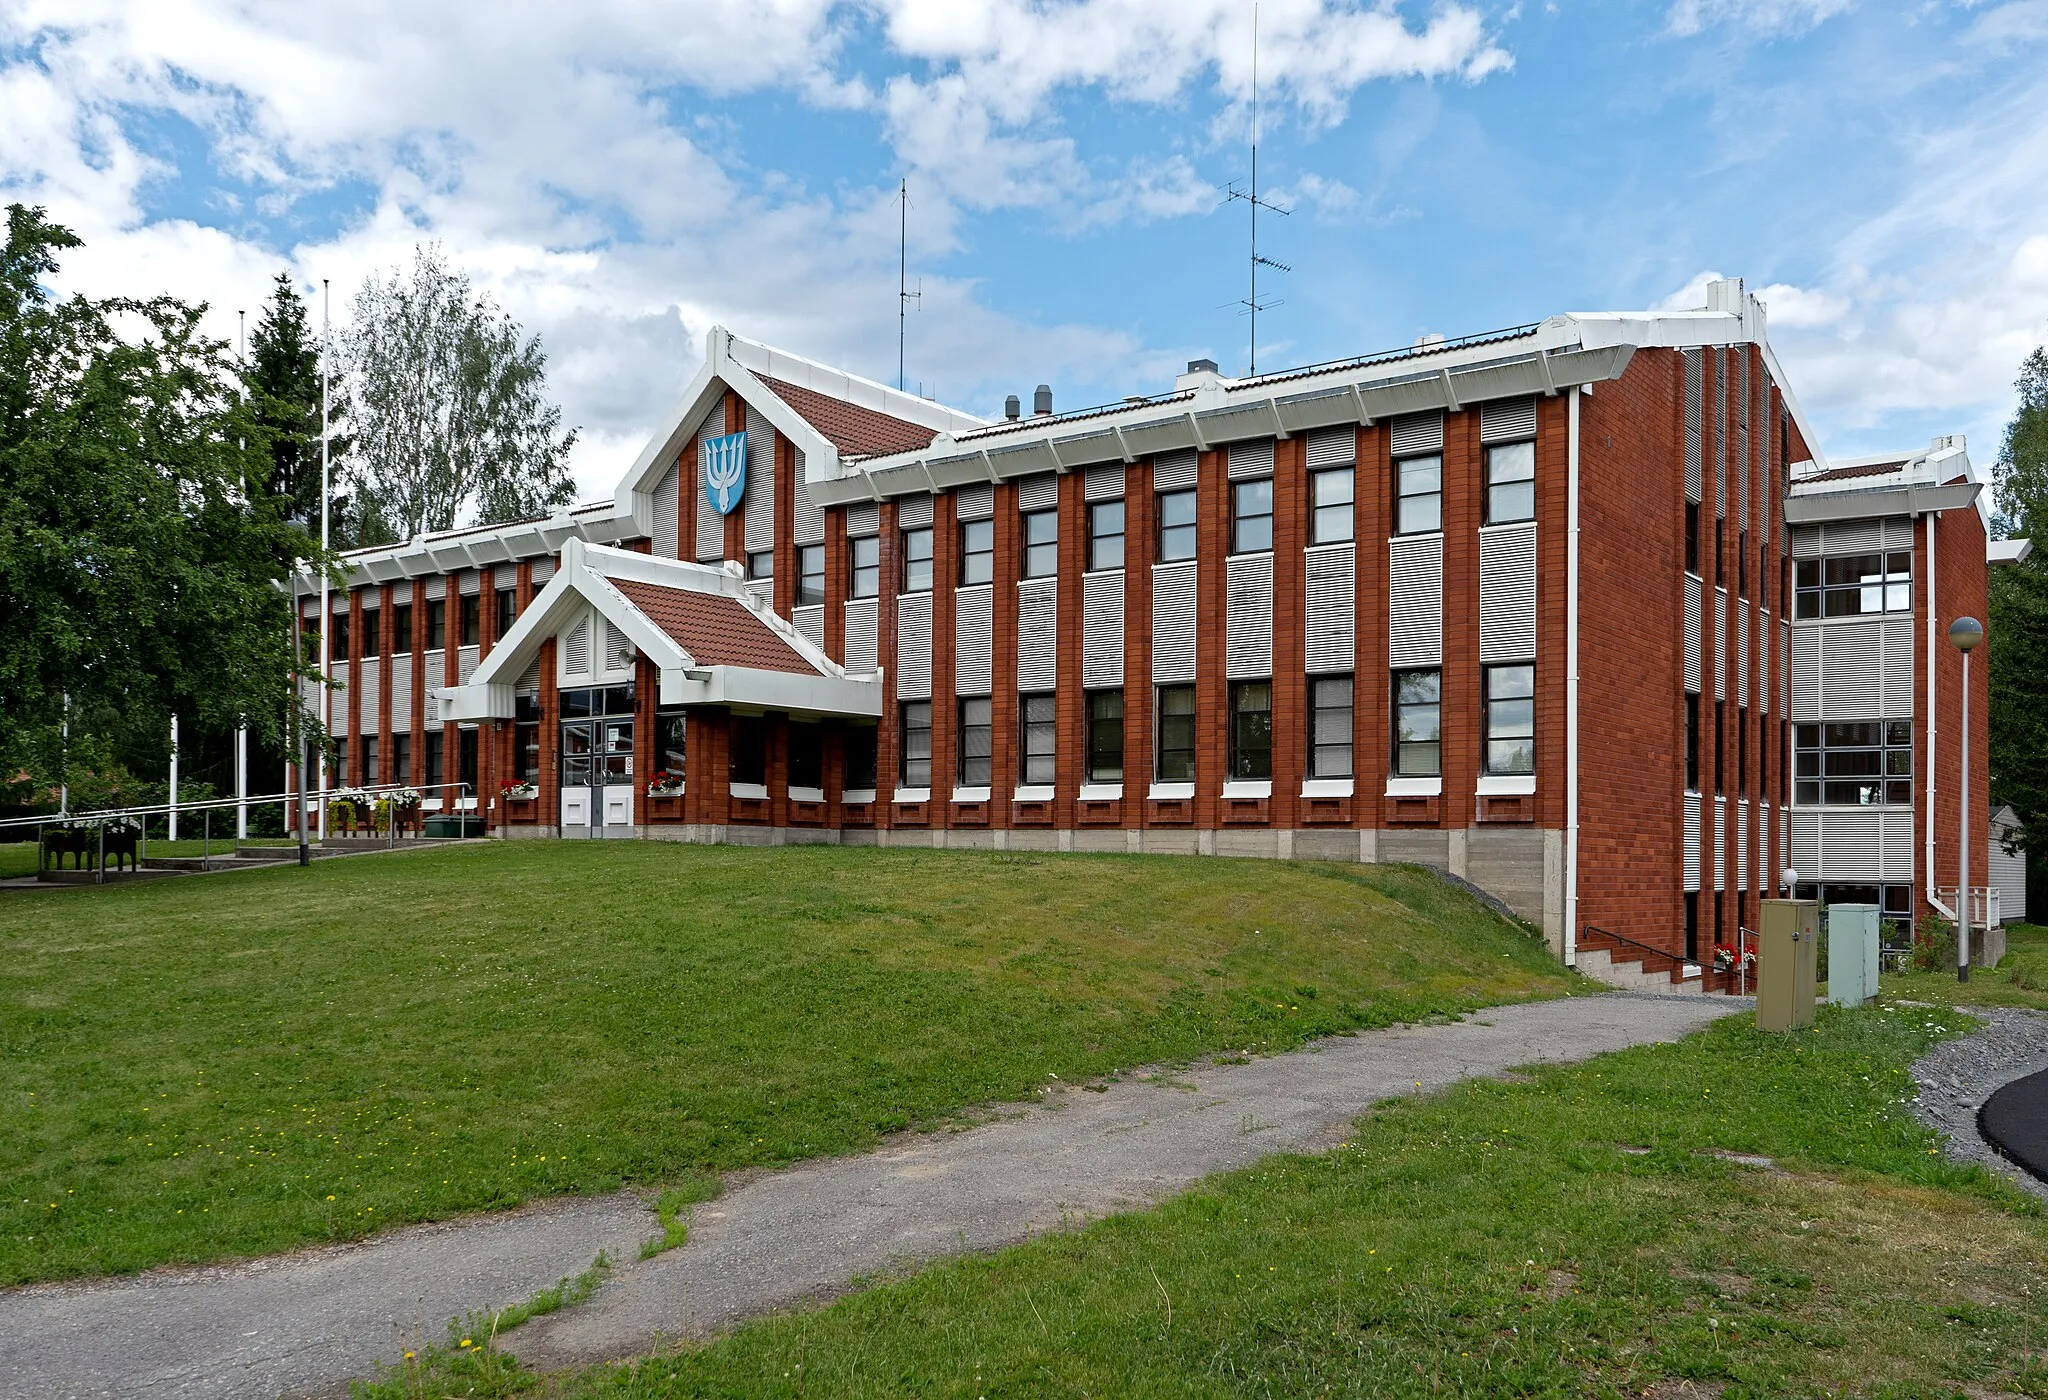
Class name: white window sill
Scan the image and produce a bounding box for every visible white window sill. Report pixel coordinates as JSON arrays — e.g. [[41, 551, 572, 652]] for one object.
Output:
[[1222, 780, 1271, 799], [1476, 774, 1536, 796], [1148, 781, 1196, 800], [893, 786, 931, 803], [1078, 783, 1124, 801], [729, 782, 769, 800], [1301, 778, 1354, 798], [1013, 785, 1056, 802], [788, 786, 825, 803], [421, 798, 445, 812], [1385, 776, 1442, 798], [842, 788, 878, 805], [1477, 520, 1537, 534], [952, 786, 992, 803]]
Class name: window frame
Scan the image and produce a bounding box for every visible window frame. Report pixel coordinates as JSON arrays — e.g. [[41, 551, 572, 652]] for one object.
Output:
[[899, 700, 933, 787], [1155, 684, 1197, 781], [900, 526, 933, 594], [1087, 499, 1125, 571], [330, 610, 351, 662], [787, 722, 824, 791], [843, 725, 878, 792], [745, 550, 774, 582], [958, 517, 995, 587], [1482, 439, 1536, 526], [1156, 488, 1197, 562], [957, 695, 994, 786], [1021, 509, 1058, 578], [360, 609, 380, 659], [1794, 551, 1913, 619], [1795, 720, 1913, 806], [1086, 689, 1125, 783], [426, 599, 446, 651], [1019, 692, 1056, 785], [1310, 467, 1354, 546], [392, 603, 414, 655], [728, 716, 767, 788], [1685, 502, 1700, 576], [849, 535, 881, 599], [1230, 478, 1274, 555], [1482, 663, 1535, 776], [459, 593, 481, 647], [495, 587, 517, 640], [797, 543, 826, 606], [1227, 679, 1273, 779], [1394, 453, 1443, 536], [1392, 668, 1442, 778], [1308, 674, 1354, 779]]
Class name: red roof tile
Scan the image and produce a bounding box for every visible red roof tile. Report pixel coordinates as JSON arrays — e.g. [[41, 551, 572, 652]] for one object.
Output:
[[759, 375, 941, 458], [1800, 460, 1906, 483], [610, 580, 820, 674]]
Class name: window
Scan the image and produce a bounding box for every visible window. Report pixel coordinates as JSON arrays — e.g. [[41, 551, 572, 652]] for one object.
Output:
[[362, 735, 379, 784], [1396, 454, 1442, 535], [1714, 701, 1725, 793], [459, 727, 479, 798], [1157, 489, 1197, 562], [656, 710, 687, 780], [1685, 502, 1700, 575], [1088, 500, 1125, 570], [958, 696, 993, 785], [1737, 532, 1748, 600], [1022, 509, 1058, 578], [1393, 669, 1441, 777], [844, 726, 878, 792], [460, 593, 480, 646], [1309, 675, 1353, 778], [959, 518, 995, 586], [1019, 693, 1056, 784], [1794, 552, 1912, 619], [746, 550, 773, 582], [392, 603, 413, 654], [850, 535, 881, 598], [729, 718, 767, 787], [361, 610, 380, 658], [1156, 685, 1196, 780], [798, 545, 826, 606], [1087, 689, 1124, 782], [331, 610, 351, 662], [496, 587, 517, 640], [1311, 468, 1354, 545], [900, 701, 932, 787], [1228, 680, 1273, 779], [394, 734, 412, 786], [514, 720, 537, 783], [1686, 694, 1700, 791], [1684, 892, 1699, 963], [332, 738, 347, 786], [1483, 441, 1535, 525], [788, 723, 823, 790], [900, 527, 933, 592], [1231, 479, 1273, 554], [425, 732, 444, 792], [1796, 721, 1912, 806], [1483, 665, 1534, 775], [1716, 524, 1726, 586], [426, 598, 446, 650], [1737, 717, 1748, 792]]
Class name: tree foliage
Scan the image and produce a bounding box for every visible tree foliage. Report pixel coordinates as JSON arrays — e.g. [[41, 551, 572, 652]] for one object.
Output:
[[243, 271, 333, 534], [0, 204, 323, 800], [1990, 346, 2048, 849], [340, 245, 577, 547]]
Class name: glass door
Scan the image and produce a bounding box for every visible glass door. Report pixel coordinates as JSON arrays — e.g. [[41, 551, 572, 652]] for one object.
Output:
[[560, 720, 597, 836], [599, 718, 634, 831]]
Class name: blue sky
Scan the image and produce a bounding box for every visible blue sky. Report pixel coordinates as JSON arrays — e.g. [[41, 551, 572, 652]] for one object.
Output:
[[5, 0, 2047, 504]]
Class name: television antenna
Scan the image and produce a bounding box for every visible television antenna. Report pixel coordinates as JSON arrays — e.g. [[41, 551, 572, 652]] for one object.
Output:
[[897, 178, 921, 392], [1222, 1, 1290, 376]]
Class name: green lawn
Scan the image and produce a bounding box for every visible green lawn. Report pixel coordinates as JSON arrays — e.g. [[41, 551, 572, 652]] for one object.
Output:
[[0, 836, 300, 880], [380, 1005, 2048, 1400], [1883, 921, 2048, 1011], [0, 841, 1576, 1285]]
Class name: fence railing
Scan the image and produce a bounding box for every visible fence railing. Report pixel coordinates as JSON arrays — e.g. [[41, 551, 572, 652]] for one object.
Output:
[[1580, 924, 1689, 979], [1936, 886, 2000, 928]]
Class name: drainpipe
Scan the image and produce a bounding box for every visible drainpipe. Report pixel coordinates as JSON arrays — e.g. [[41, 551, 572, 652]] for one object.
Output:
[[1924, 511, 1955, 920], [1564, 385, 1583, 966]]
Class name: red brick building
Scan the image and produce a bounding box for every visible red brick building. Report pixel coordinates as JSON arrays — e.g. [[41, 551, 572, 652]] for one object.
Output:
[[292, 277, 2010, 974]]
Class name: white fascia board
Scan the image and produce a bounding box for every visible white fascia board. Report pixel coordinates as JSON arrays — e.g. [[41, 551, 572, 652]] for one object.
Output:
[[721, 328, 986, 436], [657, 665, 884, 718], [606, 347, 728, 531], [1990, 537, 2033, 565], [1783, 481, 1980, 524]]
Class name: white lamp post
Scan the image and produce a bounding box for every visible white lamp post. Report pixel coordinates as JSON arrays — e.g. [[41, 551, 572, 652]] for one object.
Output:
[[1949, 615, 1984, 983]]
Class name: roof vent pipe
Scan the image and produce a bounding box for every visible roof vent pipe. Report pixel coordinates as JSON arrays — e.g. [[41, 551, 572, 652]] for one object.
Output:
[[1033, 384, 1053, 417], [1004, 394, 1021, 421], [1187, 358, 1218, 375]]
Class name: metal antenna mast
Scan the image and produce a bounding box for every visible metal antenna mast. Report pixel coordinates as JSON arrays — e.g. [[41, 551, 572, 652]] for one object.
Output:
[[1222, 1, 1290, 375], [897, 179, 920, 392]]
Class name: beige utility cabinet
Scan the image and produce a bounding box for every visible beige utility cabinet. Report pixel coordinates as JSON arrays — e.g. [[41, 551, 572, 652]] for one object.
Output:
[[1756, 899, 1819, 1032]]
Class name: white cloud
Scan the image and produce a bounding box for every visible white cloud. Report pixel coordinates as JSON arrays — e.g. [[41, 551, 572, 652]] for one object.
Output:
[[1665, 0, 1856, 37]]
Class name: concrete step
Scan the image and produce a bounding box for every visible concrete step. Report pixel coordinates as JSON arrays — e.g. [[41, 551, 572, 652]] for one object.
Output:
[[1575, 945, 1710, 996]]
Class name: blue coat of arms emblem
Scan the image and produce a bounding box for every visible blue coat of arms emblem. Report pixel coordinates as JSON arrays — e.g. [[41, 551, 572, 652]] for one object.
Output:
[[702, 431, 748, 515]]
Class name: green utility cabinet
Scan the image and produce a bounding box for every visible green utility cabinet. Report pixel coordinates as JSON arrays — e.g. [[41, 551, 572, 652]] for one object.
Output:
[[424, 815, 487, 838], [1826, 903, 1881, 1007], [1756, 899, 1819, 1032]]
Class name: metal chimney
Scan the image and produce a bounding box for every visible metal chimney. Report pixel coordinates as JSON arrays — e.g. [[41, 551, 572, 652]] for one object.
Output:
[[1004, 394, 1021, 421], [1033, 384, 1053, 417]]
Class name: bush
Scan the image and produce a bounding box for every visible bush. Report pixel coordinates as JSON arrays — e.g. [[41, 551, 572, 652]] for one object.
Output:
[[1912, 913, 1957, 973]]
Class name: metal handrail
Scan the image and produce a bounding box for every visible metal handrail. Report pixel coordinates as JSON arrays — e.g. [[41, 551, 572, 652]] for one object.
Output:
[[0, 782, 473, 830], [1580, 924, 1689, 975], [1733, 927, 1759, 997]]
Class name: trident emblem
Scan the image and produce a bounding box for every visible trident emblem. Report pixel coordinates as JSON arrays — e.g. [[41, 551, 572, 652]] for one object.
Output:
[[702, 431, 748, 515]]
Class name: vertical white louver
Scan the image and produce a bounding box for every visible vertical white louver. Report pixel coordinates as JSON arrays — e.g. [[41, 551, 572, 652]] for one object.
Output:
[[1016, 474, 1058, 511], [518, 658, 541, 694], [1225, 553, 1274, 679], [1151, 561, 1198, 683], [897, 495, 934, 529], [955, 585, 994, 695], [652, 463, 680, 558], [791, 451, 825, 547], [1714, 588, 1728, 701], [605, 619, 634, 674], [1738, 800, 1750, 891], [1880, 617, 1914, 710], [1082, 570, 1125, 687], [846, 502, 880, 537], [562, 616, 590, 680], [459, 569, 481, 596], [458, 647, 478, 685], [794, 604, 825, 649], [1737, 606, 1750, 707], [1684, 349, 1703, 504], [393, 580, 414, 604], [1477, 524, 1538, 663], [1714, 796, 1727, 891], [1017, 577, 1058, 690], [1792, 810, 1820, 880], [1794, 620, 1917, 721], [1713, 351, 1727, 519], [1759, 608, 1772, 716], [1085, 463, 1126, 500], [1684, 574, 1703, 694], [1790, 525, 1824, 558], [844, 598, 879, 673], [1792, 627, 1821, 722], [955, 483, 995, 521], [358, 664, 380, 735], [1153, 451, 1198, 491], [531, 557, 554, 585], [1388, 535, 1444, 668], [1307, 427, 1356, 466], [1390, 412, 1444, 457], [1684, 793, 1702, 891], [1479, 397, 1538, 443], [1227, 439, 1275, 480], [895, 594, 932, 699], [744, 406, 776, 554], [391, 663, 411, 732], [1736, 356, 1751, 530], [1823, 518, 1884, 555], [1781, 620, 1792, 720], [1305, 545, 1356, 674], [695, 414, 727, 563], [1882, 809, 1915, 879]]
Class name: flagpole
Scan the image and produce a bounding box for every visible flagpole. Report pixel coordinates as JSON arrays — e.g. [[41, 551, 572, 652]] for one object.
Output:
[[318, 278, 331, 841]]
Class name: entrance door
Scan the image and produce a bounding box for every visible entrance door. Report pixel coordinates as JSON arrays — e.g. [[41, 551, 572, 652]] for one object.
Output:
[[598, 717, 634, 834], [560, 720, 598, 836]]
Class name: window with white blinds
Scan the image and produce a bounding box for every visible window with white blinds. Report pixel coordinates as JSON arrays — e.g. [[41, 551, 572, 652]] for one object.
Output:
[[1017, 577, 1057, 691], [1225, 552, 1273, 680], [1304, 545, 1355, 675], [1388, 535, 1444, 668], [1152, 561, 1198, 683], [1082, 570, 1124, 688], [955, 585, 994, 695], [895, 593, 932, 699], [1477, 524, 1537, 663]]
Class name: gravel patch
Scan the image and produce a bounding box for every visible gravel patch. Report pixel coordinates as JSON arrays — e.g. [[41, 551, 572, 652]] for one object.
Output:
[[1908, 1004, 2048, 1202]]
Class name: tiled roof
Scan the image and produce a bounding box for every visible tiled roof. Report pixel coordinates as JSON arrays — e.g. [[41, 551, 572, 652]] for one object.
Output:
[[1799, 460, 1906, 483], [759, 375, 941, 458], [610, 580, 820, 674]]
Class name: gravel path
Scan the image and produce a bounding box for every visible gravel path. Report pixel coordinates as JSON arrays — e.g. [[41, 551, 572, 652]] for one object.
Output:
[[0, 993, 1735, 1400], [1909, 1004, 2048, 1202]]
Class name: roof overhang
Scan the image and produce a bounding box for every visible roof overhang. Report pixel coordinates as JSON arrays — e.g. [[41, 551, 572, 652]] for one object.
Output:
[[1783, 481, 1981, 524]]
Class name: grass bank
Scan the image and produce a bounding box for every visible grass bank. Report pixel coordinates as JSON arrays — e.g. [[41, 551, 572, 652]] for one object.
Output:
[[1884, 921, 2048, 1011], [1, 841, 1572, 1285], [381, 1005, 2048, 1399]]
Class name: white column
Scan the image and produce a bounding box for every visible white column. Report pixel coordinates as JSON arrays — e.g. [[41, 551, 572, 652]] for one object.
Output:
[[168, 713, 180, 841], [236, 724, 248, 838]]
